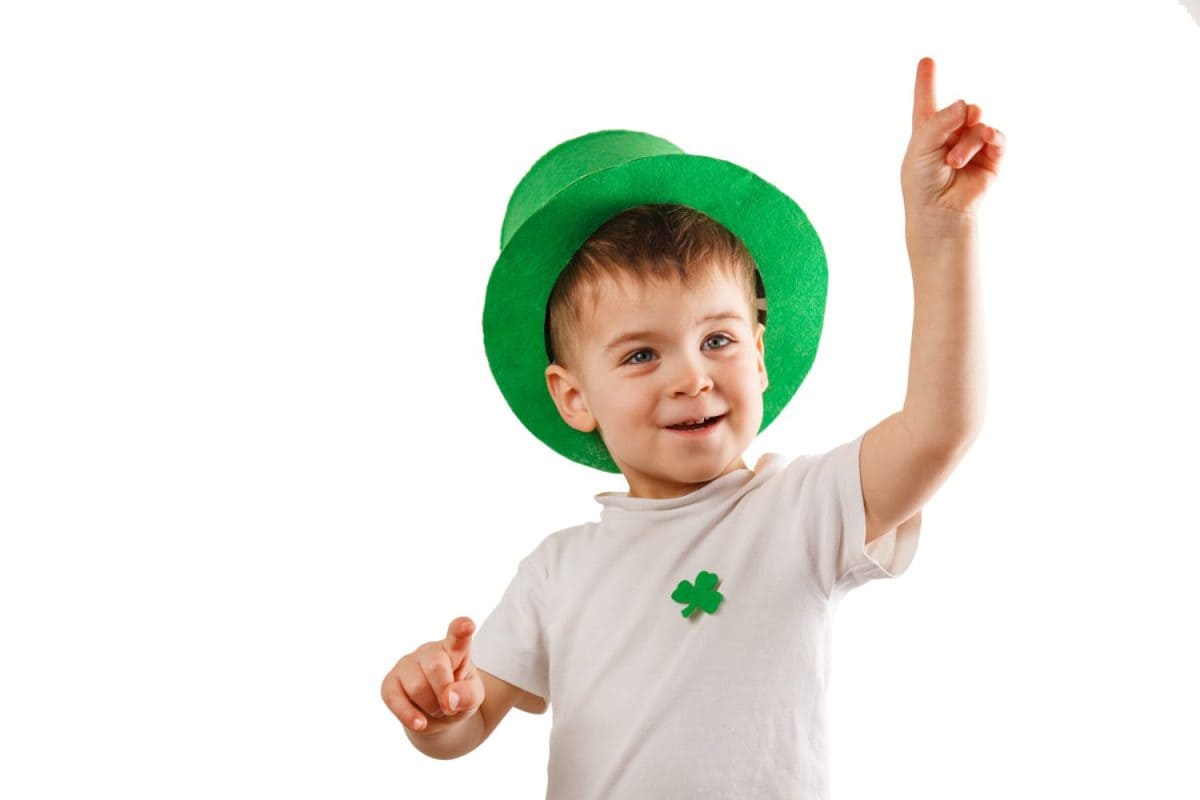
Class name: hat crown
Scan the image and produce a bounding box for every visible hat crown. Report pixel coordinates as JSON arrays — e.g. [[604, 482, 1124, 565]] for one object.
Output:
[[500, 129, 684, 250]]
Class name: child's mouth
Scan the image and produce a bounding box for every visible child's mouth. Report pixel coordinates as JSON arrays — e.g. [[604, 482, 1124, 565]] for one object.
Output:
[[665, 414, 725, 433]]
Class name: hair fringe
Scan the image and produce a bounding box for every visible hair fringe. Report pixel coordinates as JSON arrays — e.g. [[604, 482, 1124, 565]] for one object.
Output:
[[545, 204, 766, 369]]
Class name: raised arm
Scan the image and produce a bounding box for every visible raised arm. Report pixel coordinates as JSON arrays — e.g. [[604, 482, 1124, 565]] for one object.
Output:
[[859, 57, 1004, 544]]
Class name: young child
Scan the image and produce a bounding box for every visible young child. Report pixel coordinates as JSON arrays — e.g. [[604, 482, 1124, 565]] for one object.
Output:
[[382, 57, 1004, 797]]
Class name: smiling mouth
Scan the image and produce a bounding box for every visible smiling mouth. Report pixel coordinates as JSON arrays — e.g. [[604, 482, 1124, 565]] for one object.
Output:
[[665, 413, 726, 431]]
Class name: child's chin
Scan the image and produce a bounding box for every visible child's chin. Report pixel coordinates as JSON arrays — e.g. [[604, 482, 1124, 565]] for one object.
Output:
[[663, 455, 728, 482]]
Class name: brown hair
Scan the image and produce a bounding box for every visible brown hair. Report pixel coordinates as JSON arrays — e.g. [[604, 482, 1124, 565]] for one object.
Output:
[[544, 203, 766, 370]]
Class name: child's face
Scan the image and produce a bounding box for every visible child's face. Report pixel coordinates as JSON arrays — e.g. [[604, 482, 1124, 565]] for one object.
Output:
[[544, 269, 768, 499]]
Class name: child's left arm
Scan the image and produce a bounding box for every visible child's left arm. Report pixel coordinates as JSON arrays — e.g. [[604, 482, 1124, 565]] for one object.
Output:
[[859, 57, 1007, 545]]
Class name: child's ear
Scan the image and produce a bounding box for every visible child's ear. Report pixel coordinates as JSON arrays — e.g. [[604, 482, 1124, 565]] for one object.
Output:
[[755, 323, 769, 392], [544, 363, 598, 433]]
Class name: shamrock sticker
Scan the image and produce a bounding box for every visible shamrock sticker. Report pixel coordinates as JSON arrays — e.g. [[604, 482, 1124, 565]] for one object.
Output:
[[671, 570, 724, 618]]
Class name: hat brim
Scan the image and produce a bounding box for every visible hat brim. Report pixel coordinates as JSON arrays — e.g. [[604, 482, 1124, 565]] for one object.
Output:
[[482, 153, 827, 473]]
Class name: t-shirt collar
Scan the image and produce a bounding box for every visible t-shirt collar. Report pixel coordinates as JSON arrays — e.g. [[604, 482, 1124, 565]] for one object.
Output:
[[593, 461, 765, 519]]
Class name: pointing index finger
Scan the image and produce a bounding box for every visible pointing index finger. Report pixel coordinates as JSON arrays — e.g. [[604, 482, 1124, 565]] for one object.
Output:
[[443, 616, 475, 668], [912, 56, 938, 132]]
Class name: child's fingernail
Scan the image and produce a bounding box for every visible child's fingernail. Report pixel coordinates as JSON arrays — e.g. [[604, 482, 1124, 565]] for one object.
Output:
[[448, 691, 459, 711]]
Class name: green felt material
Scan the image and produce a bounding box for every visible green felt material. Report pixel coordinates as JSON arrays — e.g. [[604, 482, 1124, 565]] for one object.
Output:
[[672, 570, 725, 618], [483, 129, 828, 473]]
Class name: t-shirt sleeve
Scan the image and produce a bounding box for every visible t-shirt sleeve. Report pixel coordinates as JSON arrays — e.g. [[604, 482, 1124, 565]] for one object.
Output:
[[470, 543, 552, 705], [780, 432, 922, 601]]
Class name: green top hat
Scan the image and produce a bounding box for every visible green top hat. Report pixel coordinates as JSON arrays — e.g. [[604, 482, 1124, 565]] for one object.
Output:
[[482, 129, 827, 473]]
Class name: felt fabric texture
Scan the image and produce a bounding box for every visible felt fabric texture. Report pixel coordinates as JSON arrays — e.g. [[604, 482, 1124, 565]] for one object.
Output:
[[483, 129, 828, 473]]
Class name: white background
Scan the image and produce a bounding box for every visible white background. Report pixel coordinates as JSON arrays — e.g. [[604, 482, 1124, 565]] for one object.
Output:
[[2, 1, 1198, 797]]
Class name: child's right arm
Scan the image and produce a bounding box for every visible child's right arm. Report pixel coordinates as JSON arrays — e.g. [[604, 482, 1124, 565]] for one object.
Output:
[[381, 616, 542, 760]]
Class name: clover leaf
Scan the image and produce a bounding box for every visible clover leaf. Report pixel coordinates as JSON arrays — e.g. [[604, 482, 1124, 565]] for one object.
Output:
[[671, 570, 724, 618]]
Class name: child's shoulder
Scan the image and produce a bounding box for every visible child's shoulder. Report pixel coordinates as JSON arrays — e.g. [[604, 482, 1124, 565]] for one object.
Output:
[[520, 520, 594, 560]]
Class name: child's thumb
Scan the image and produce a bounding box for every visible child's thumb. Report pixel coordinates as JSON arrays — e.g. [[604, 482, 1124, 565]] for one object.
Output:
[[444, 679, 480, 714]]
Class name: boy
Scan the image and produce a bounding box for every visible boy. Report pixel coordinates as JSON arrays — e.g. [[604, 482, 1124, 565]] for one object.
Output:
[[382, 56, 1004, 797]]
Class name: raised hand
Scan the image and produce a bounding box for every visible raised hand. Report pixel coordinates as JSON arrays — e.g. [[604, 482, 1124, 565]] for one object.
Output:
[[900, 56, 1006, 218]]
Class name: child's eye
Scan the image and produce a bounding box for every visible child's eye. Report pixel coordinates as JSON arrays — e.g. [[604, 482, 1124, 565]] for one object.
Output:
[[621, 335, 734, 366], [623, 349, 655, 366]]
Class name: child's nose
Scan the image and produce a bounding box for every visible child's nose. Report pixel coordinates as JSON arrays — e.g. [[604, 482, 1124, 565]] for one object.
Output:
[[669, 355, 714, 397]]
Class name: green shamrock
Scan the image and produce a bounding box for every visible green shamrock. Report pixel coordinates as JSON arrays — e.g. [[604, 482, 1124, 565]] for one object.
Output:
[[671, 570, 724, 618]]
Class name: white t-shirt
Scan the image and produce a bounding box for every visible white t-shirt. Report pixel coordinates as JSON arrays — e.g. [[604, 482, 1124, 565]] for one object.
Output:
[[471, 432, 921, 799]]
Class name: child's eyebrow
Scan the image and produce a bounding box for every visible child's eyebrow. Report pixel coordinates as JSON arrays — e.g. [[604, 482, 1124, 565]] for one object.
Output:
[[602, 311, 746, 352]]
